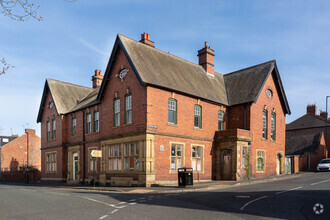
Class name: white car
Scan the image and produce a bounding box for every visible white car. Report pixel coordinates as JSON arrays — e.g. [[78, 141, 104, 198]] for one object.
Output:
[[317, 159, 330, 171]]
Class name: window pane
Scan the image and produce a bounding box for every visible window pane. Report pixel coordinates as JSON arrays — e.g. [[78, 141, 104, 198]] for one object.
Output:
[[192, 159, 196, 171], [168, 111, 174, 123], [124, 158, 129, 170], [177, 158, 182, 169], [171, 158, 176, 170], [135, 143, 139, 155], [118, 145, 122, 156], [197, 147, 202, 158], [171, 145, 175, 156], [197, 159, 201, 171], [135, 157, 139, 171], [114, 159, 118, 170], [118, 158, 122, 171], [192, 147, 196, 158], [125, 144, 129, 156], [177, 146, 182, 156], [130, 144, 134, 156], [194, 115, 199, 127]]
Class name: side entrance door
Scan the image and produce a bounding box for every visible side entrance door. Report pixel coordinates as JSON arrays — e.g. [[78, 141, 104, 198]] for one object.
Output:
[[73, 153, 78, 181], [221, 149, 232, 180]]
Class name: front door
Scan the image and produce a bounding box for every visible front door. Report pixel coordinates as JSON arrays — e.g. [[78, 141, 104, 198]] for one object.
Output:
[[221, 150, 232, 180], [276, 154, 282, 175], [73, 153, 78, 181]]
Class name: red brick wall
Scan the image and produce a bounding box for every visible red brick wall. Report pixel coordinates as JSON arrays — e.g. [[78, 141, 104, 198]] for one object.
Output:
[[293, 156, 299, 173], [147, 86, 226, 181], [40, 92, 63, 148], [147, 86, 227, 139], [1, 130, 41, 171], [154, 135, 213, 182], [249, 71, 286, 177]]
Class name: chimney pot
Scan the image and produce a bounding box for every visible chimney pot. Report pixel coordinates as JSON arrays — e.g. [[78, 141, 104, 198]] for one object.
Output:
[[320, 111, 328, 120], [307, 104, 317, 116], [92, 69, 103, 88], [139, 32, 155, 47], [205, 41, 208, 48]]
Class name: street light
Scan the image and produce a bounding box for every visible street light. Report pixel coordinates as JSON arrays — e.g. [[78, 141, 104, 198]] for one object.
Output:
[[326, 96, 330, 154]]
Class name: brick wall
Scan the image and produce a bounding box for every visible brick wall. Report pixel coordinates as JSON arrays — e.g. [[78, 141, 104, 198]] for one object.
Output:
[[249, 71, 286, 177], [1, 130, 41, 171]]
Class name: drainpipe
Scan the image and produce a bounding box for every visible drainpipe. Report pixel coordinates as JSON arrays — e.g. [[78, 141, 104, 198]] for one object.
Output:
[[26, 129, 29, 184], [243, 104, 247, 130], [82, 111, 86, 185]]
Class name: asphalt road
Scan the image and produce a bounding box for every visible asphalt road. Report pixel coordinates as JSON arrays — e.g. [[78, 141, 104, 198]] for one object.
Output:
[[0, 172, 329, 220]]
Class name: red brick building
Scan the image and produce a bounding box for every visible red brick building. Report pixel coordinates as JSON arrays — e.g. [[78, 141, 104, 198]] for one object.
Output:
[[37, 33, 290, 186], [0, 129, 41, 171]]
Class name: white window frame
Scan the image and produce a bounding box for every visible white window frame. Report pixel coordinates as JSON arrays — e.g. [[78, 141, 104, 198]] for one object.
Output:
[[114, 98, 120, 126], [86, 113, 92, 134], [170, 143, 184, 171], [125, 95, 132, 124], [109, 145, 122, 171], [191, 145, 203, 172], [94, 111, 99, 132]]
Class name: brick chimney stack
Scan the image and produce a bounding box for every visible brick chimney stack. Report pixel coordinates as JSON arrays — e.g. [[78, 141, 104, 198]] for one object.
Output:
[[92, 69, 103, 88], [139, 32, 154, 47], [198, 41, 215, 75], [320, 111, 328, 120], [307, 104, 317, 115]]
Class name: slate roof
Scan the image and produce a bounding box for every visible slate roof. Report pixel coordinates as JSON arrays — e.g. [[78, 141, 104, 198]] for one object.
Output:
[[224, 61, 274, 105], [286, 114, 330, 130], [285, 132, 323, 155], [38, 33, 291, 122], [37, 79, 94, 122], [115, 34, 228, 105]]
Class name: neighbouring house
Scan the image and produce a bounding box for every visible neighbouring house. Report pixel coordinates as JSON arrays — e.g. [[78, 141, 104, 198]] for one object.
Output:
[[37, 33, 290, 186], [0, 135, 18, 172], [286, 104, 330, 151], [286, 132, 327, 172], [0, 129, 41, 171], [286, 104, 330, 172]]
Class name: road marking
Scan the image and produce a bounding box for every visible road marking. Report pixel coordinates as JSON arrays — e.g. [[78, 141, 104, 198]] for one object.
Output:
[[99, 215, 108, 219], [311, 179, 330, 186], [118, 202, 126, 204], [129, 202, 136, 205], [46, 192, 69, 196], [111, 209, 118, 214], [275, 186, 302, 195], [20, 188, 36, 192], [128, 199, 136, 202], [240, 195, 268, 211], [83, 197, 126, 209]]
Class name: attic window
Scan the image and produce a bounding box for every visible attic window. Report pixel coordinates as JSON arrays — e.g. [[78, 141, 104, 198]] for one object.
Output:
[[266, 89, 273, 98], [48, 101, 54, 109]]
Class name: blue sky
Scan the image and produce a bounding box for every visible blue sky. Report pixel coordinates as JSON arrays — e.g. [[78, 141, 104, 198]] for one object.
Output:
[[0, 0, 329, 136]]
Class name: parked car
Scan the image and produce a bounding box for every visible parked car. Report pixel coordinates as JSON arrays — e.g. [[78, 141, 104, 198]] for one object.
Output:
[[316, 159, 330, 171]]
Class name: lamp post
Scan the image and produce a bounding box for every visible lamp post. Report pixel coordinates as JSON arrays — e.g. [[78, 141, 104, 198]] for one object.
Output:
[[326, 96, 330, 154]]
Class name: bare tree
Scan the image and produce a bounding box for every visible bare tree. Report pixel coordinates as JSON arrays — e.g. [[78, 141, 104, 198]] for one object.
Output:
[[0, 0, 42, 21], [1, 58, 14, 75], [0, 0, 76, 75]]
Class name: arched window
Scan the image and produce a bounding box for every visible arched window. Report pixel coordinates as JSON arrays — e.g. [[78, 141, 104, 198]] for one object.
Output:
[[271, 112, 276, 141], [194, 105, 202, 129], [168, 98, 177, 124], [125, 94, 132, 124], [262, 110, 268, 139]]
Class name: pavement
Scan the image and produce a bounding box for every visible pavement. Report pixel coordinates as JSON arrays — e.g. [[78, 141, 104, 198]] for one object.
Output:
[[0, 172, 309, 194], [66, 172, 309, 194]]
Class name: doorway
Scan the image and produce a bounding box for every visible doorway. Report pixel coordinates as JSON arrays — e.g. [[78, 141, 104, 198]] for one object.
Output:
[[73, 153, 78, 181], [220, 149, 232, 180], [276, 153, 282, 175]]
